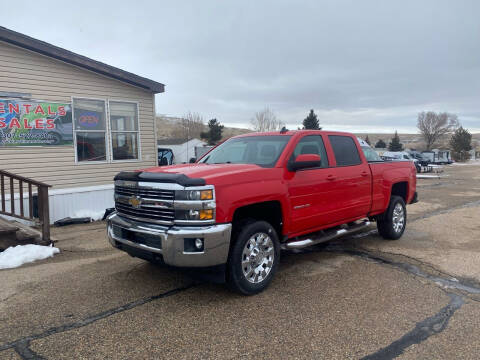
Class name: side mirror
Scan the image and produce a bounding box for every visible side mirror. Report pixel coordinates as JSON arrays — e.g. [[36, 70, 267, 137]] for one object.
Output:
[[189, 157, 196, 163], [288, 154, 321, 171]]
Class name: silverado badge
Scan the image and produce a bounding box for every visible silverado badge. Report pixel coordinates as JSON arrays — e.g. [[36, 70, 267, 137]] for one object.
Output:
[[128, 196, 142, 209]]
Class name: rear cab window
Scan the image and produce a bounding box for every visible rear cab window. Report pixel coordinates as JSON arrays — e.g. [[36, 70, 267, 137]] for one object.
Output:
[[328, 135, 362, 166]]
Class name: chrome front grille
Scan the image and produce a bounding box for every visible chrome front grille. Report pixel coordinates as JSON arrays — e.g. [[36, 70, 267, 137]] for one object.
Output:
[[114, 185, 174, 201], [114, 184, 175, 224]]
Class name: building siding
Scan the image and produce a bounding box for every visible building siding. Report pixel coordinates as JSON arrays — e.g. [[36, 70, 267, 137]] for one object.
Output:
[[0, 40, 157, 189]]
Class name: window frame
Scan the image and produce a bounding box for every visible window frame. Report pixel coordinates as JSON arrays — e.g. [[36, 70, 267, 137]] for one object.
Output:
[[108, 99, 142, 163], [72, 97, 109, 165], [73, 97, 142, 165], [288, 134, 330, 170], [328, 135, 362, 167]]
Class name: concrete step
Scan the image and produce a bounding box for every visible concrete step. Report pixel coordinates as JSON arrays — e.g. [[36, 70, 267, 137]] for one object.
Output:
[[0, 217, 45, 250]]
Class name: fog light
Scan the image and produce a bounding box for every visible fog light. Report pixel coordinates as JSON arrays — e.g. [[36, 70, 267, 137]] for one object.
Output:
[[184, 238, 204, 252]]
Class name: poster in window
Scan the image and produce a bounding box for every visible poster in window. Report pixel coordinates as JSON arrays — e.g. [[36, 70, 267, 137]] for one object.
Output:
[[0, 99, 73, 146]]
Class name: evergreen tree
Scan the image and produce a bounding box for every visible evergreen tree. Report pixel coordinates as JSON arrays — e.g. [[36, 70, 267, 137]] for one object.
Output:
[[364, 135, 371, 146], [449, 126, 472, 162], [302, 109, 321, 130], [388, 131, 403, 151], [200, 118, 224, 145], [375, 139, 387, 148]]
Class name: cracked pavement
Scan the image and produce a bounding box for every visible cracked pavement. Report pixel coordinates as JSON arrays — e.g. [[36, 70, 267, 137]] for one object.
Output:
[[1, 163, 480, 359]]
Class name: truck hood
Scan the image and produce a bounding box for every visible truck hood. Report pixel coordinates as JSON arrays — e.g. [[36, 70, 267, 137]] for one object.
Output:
[[141, 163, 266, 179], [139, 163, 275, 186]]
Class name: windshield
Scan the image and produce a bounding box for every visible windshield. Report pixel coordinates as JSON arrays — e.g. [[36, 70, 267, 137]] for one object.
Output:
[[200, 135, 291, 167], [361, 146, 383, 162]]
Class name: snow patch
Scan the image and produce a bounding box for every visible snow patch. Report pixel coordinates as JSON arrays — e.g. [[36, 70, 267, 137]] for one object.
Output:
[[71, 209, 105, 221], [417, 174, 441, 179], [0, 244, 60, 270], [452, 160, 480, 166]]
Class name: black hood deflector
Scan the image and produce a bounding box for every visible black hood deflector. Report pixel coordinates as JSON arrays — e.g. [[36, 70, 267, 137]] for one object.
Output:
[[114, 171, 206, 187]]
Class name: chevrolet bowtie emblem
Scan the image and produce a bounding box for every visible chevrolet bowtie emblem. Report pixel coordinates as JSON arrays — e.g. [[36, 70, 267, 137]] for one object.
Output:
[[128, 196, 142, 209]]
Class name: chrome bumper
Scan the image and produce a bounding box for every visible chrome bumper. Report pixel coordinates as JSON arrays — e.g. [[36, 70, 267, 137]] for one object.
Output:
[[107, 212, 232, 267]]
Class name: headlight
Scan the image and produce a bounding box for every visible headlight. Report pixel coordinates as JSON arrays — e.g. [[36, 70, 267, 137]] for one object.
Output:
[[174, 186, 215, 223], [175, 189, 213, 201], [175, 209, 214, 221]]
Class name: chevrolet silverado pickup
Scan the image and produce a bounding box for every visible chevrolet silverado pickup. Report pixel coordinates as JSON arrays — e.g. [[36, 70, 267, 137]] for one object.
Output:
[[107, 130, 417, 295]]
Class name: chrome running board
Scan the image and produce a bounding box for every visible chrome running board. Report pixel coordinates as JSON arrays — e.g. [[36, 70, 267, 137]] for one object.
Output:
[[283, 219, 371, 250]]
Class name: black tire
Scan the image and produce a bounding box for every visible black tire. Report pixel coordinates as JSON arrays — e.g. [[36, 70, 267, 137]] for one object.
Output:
[[377, 195, 407, 240], [227, 220, 280, 295], [49, 132, 62, 145]]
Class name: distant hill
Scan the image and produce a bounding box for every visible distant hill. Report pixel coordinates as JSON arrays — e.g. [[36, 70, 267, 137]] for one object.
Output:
[[155, 117, 480, 150], [156, 116, 251, 142], [221, 126, 252, 139]]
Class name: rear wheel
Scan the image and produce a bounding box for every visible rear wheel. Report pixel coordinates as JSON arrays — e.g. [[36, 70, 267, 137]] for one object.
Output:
[[227, 220, 280, 295], [377, 195, 406, 240]]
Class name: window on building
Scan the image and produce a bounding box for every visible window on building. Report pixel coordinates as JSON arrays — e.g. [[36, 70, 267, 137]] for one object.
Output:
[[328, 135, 361, 166], [73, 98, 107, 162], [109, 101, 139, 160], [73, 99, 140, 163]]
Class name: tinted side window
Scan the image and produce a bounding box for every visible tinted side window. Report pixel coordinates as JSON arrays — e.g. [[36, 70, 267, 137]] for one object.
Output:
[[291, 135, 329, 168], [328, 135, 361, 166]]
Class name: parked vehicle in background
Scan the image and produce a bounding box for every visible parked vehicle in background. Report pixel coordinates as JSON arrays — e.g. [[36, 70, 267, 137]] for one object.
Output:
[[158, 148, 174, 166], [108, 130, 417, 295], [382, 151, 421, 172], [422, 149, 452, 165], [157, 138, 206, 165], [357, 137, 384, 162], [408, 150, 430, 166]]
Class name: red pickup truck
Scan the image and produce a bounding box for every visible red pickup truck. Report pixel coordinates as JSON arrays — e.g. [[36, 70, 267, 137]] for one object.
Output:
[[107, 130, 417, 294]]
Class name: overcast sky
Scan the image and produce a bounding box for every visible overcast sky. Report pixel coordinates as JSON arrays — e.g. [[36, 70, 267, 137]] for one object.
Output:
[[2, 0, 479, 132]]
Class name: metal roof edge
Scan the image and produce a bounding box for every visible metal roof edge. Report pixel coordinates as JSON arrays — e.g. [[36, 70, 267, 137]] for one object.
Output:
[[0, 26, 165, 94]]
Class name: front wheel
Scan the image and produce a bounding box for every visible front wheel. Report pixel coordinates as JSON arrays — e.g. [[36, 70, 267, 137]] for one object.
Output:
[[227, 220, 280, 295], [377, 195, 407, 240], [49, 132, 62, 145]]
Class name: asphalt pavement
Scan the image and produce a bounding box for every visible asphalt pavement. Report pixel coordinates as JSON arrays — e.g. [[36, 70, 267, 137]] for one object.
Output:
[[1, 163, 480, 359]]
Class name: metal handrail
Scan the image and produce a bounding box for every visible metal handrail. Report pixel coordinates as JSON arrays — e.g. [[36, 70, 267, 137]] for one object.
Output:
[[0, 169, 51, 242]]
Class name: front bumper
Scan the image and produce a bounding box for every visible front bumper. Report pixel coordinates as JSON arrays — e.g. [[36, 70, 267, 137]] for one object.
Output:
[[107, 212, 232, 267]]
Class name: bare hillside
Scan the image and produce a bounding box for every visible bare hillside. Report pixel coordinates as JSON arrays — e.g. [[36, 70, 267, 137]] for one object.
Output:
[[156, 116, 251, 141]]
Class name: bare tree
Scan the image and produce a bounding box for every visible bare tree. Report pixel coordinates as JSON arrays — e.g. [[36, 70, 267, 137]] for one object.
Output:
[[417, 111, 459, 150], [172, 112, 205, 140], [250, 107, 284, 132]]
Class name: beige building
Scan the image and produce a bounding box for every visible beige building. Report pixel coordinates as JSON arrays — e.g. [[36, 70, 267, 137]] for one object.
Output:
[[0, 26, 164, 222]]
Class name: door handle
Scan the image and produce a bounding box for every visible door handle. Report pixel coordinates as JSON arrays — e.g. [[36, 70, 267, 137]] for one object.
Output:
[[361, 171, 369, 177], [326, 174, 336, 181]]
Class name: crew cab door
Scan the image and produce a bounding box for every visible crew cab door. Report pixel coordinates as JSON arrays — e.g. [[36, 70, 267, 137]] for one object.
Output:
[[325, 135, 372, 221], [286, 135, 338, 234]]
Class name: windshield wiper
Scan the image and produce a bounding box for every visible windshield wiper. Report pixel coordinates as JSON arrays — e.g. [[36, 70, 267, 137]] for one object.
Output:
[[213, 161, 232, 164]]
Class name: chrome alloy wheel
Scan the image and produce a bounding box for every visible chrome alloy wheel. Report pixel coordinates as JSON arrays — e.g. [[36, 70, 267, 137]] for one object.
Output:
[[392, 203, 405, 233], [241, 232, 275, 284]]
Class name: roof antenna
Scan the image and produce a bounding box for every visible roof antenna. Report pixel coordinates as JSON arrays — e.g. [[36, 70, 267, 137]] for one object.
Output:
[[280, 126, 288, 134]]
